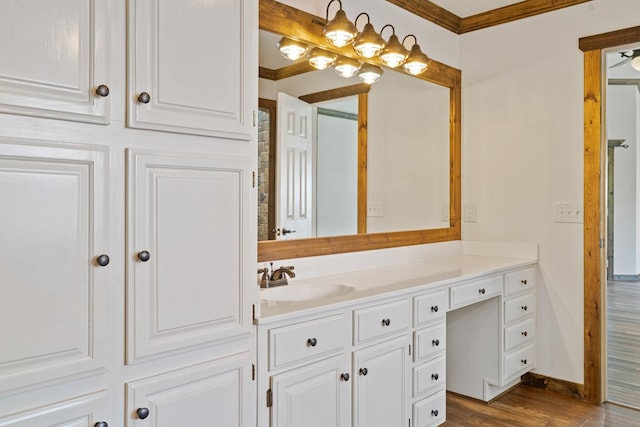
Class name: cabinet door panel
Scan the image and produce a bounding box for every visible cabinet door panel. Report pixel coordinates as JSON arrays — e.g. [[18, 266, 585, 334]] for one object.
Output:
[[127, 149, 252, 362], [128, 0, 255, 139], [271, 355, 350, 427], [0, 140, 108, 391], [0, 0, 110, 123], [0, 390, 108, 427], [353, 336, 409, 427], [126, 353, 252, 427]]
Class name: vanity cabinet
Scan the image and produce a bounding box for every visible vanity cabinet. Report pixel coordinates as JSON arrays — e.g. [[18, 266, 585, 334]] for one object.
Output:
[[0, 0, 111, 124], [128, 0, 256, 140]]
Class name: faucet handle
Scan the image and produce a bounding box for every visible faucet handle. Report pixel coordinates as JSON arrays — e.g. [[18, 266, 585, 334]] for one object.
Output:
[[257, 267, 270, 287]]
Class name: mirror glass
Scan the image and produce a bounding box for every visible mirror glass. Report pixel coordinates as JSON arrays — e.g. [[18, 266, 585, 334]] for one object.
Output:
[[258, 30, 450, 241]]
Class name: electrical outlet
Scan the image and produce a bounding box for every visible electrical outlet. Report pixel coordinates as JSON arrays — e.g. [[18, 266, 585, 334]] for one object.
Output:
[[464, 203, 477, 223]]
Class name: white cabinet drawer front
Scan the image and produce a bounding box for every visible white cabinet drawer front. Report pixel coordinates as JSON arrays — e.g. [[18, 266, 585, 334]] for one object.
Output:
[[413, 290, 447, 327], [504, 317, 536, 352], [353, 299, 410, 345], [450, 275, 502, 309], [0, 390, 108, 427], [504, 344, 535, 381], [504, 292, 536, 324], [414, 323, 446, 362], [413, 356, 446, 398], [269, 314, 347, 370], [504, 267, 536, 296], [413, 390, 446, 427]]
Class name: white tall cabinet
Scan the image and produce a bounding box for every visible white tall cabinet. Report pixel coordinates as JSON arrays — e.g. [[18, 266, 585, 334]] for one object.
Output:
[[0, 1, 257, 426]]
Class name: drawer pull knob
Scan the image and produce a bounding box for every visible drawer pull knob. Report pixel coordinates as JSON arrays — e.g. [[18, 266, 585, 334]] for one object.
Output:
[[307, 337, 317, 347], [96, 254, 110, 266], [521, 359, 528, 365], [431, 305, 439, 313], [432, 339, 440, 346], [138, 92, 151, 104], [521, 305, 528, 311], [381, 318, 391, 326], [431, 373, 439, 381], [479, 288, 486, 295], [137, 250, 151, 262], [95, 423, 108, 427], [137, 408, 150, 419], [431, 410, 439, 417], [341, 373, 350, 381], [521, 331, 528, 337], [96, 84, 110, 97], [521, 279, 528, 285], [359, 367, 368, 376]]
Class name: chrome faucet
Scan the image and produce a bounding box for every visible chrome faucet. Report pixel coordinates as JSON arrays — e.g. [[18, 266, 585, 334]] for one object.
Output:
[[258, 262, 295, 288]]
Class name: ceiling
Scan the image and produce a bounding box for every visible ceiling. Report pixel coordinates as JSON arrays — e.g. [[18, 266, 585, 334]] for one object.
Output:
[[386, 0, 593, 34], [428, 0, 529, 18]]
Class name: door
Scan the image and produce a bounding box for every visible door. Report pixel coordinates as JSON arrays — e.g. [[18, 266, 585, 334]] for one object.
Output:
[[271, 355, 351, 427], [0, 0, 110, 123], [126, 149, 253, 363], [276, 92, 313, 239], [353, 336, 410, 427], [128, 0, 256, 139], [0, 140, 109, 392], [126, 353, 253, 426]]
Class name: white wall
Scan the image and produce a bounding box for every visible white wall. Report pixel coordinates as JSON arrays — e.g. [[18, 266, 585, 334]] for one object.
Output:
[[460, 0, 640, 384], [607, 85, 639, 276]]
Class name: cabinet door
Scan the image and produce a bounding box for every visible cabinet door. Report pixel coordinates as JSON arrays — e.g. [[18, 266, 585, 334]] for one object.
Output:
[[353, 336, 410, 427], [0, 0, 110, 123], [0, 391, 108, 427], [0, 139, 109, 392], [126, 353, 253, 427], [128, 0, 256, 139], [271, 355, 351, 427], [126, 149, 253, 362]]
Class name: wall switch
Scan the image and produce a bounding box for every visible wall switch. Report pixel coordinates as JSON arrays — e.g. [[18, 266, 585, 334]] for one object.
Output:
[[464, 203, 477, 223], [554, 202, 583, 223], [367, 202, 384, 217]]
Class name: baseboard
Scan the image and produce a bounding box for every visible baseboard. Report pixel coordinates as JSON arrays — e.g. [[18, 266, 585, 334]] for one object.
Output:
[[612, 274, 640, 281], [521, 373, 584, 399]]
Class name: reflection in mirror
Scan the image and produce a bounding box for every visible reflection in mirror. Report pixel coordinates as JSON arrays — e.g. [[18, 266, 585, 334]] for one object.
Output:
[[257, 0, 461, 261], [259, 30, 449, 241]]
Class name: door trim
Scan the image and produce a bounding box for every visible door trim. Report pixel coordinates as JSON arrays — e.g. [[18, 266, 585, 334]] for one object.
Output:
[[579, 25, 640, 404]]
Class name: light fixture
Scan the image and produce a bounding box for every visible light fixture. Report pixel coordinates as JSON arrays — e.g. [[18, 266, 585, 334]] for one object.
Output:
[[632, 55, 640, 71], [378, 24, 408, 68], [323, 0, 358, 48], [277, 37, 308, 61], [334, 56, 361, 78], [308, 47, 337, 70], [352, 13, 386, 58], [402, 35, 430, 75], [358, 62, 383, 84]]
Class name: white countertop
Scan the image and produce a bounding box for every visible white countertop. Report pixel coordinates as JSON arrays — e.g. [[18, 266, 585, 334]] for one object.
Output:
[[257, 254, 537, 323]]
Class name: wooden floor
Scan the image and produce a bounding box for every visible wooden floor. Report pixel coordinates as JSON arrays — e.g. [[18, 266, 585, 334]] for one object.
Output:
[[443, 385, 640, 426], [607, 280, 640, 409]]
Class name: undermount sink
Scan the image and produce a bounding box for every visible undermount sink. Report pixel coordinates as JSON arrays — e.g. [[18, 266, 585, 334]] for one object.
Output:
[[261, 283, 355, 302]]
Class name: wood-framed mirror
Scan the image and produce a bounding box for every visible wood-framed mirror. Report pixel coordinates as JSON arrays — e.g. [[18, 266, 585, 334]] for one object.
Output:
[[258, 0, 461, 262]]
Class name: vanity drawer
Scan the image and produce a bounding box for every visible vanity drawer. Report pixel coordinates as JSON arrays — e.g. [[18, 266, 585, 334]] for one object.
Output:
[[504, 343, 535, 381], [414, 290, 447, 327], [413, 356, 446, 398], [505, 267, 536, 296], [504, 292, 536, 324], [269, 314, 347, 370], [504, 317, 536, 352], [450, 275, 502, 309], [353, 299, 410, 345], [413, 390, 446, 427], [414, 323, 446, 362]]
